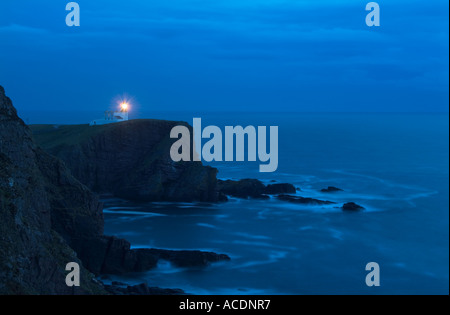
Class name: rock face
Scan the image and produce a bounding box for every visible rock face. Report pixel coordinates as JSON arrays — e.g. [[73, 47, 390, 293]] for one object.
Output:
[[1, 86, 230, 294], [218, 179, 296, 199], [0, 86, 105, 294], [31, 121, 222, 202]]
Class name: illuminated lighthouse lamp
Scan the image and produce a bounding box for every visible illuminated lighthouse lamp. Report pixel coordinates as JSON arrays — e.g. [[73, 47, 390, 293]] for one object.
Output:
[[121, 102, 129, 111], [90, 102, 130, 126]]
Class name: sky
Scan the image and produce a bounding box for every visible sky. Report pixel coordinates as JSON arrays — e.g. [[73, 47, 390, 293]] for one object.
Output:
[[0, 0, 448, 115]]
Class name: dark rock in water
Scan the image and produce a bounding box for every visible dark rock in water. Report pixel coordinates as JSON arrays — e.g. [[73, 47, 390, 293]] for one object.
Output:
[[321, 186, 344, 193], [31, 120, 222, 203], [342, 202, 365, 211], [73, 235, 230, 275], [146, 248, 231, 268], [277, 194, 335, 205], [218, 179, 296, 199], [217, 179, 266, 199], [264, 183, 296, 195]]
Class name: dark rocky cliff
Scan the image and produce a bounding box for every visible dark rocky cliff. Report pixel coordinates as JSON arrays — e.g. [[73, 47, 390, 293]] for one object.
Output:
[[31, 121, 223, 202], [0, 86, 105, 294], [0, 86, 229, 294]]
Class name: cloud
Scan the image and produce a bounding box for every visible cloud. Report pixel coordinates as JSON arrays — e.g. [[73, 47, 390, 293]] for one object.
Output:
[[0, 0, 447, 112]]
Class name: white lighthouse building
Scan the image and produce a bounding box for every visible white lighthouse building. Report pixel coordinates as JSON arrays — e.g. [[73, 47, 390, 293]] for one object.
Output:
[[90, 103, 129, 126]]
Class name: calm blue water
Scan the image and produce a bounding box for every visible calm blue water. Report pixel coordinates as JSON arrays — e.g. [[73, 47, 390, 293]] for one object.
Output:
[[26, 110, 450, 294]]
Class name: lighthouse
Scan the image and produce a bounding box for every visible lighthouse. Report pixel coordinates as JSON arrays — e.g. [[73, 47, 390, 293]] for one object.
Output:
[[90, 102, 129, 126]]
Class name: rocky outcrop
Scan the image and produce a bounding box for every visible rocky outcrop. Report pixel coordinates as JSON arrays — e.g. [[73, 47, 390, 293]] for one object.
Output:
[[218, 179, 266, 199], [144, 248, 231, 268], [265, 183, 296, 194], [342, 202, 365, 211], [217, 179, 359, 209], [74, 236, 230, 276], [321, 186, 343, 193], [1, 86, 230, 294], [276, 194, 335, 205], [31, 123, 302, 204], [218, 179, 296, 199], [31, 121, 222, 202]]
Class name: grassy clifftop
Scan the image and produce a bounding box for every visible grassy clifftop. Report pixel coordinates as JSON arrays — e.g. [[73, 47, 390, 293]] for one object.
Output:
[[31, 119, 186, 151]]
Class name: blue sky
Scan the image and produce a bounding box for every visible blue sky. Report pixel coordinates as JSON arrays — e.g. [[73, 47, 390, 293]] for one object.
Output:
[[0, 0, 448, 113]]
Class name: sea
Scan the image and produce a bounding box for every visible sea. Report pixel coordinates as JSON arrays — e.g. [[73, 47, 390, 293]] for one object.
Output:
[[22, 110, 449, 295]]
